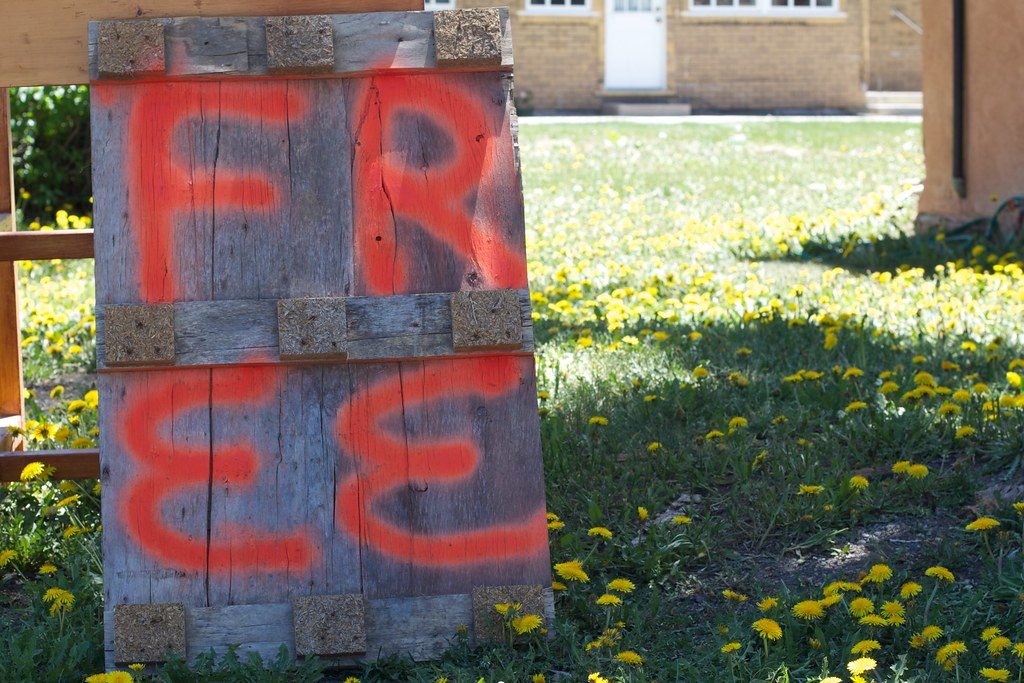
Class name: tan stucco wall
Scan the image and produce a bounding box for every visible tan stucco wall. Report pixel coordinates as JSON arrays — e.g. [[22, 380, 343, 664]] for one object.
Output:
[[868, 0, 921, 91], [918, 1, 1024, 223]]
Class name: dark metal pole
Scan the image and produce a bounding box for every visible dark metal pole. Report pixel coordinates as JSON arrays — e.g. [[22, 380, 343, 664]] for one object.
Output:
[[952, 0, 967, 198]]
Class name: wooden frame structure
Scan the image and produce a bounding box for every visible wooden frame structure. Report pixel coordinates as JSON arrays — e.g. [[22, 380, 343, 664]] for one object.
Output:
[[0, 0, 421, 480]]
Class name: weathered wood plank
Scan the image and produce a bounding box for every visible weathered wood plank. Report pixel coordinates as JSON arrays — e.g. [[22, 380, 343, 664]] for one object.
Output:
[[87, 11, 513, 82], [0, 229, 95, 261], [0, 449, 100, 482], [350, 72, 527, 296], [99, 370, 213, 625], [95, 291, 533, 370], [105, 589, 553, 665], [0, 0, 420, 88], [0, 89, 22, 441]]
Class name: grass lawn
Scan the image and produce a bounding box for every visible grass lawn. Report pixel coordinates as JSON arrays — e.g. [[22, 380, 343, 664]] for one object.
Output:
[[6, 118, 1024, 682]]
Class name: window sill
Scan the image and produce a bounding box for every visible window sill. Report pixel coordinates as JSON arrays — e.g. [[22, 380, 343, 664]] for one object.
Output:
[[679, 11, 847, 23]]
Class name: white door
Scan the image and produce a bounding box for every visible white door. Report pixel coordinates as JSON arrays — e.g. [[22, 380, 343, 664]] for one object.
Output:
[[604, 0, 667, 90]]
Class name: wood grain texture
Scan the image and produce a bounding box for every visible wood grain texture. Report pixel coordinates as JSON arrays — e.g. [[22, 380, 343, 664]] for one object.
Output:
[[104, 589, 553, 666], [0, 449, 100, 482], [0, 88, 23, 431], [87, 11, 513, 82], [94, 291, 533, 370], [94, 66, 549, 663], [0, 0, 421, 87], [0, 229, 95, 261]]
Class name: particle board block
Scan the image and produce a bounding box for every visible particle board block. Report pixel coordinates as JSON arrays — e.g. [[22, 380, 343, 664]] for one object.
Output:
[[433, 8, 504, 69], [451, 289, 524, 352], [292, 594, 367, 656], [265, 15, 335, 74], [277, 297, 349, 360], [103, 304, 175, 366], [96, 20, 166, 78], [113, 603, 187, 664]]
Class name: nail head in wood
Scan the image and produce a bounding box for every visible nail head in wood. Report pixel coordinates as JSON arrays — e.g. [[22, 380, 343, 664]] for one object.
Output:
[[451, 289, 523, 352], [277, 297, 348, 360], [433, 8, 503, 69], [96, 20, 166, 78], [292, 594, 367, 656], [471, 584, 546, 643], [265, 15, 335, 74], [113, 603, 186, 663], [104, 304, 175, 366]]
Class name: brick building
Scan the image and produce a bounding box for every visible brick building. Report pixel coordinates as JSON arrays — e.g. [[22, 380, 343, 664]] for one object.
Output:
[[428, 0, 921, 112]]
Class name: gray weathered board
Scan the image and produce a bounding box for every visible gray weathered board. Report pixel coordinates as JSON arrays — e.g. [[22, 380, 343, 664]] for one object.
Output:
[[91, 8, 551, 668], [94, 290, 534, 369], [87, 10, 512, 81]]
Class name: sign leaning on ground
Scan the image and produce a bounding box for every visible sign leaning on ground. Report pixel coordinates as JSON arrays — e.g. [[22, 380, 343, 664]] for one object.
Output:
[[88, 9, 552, 667]]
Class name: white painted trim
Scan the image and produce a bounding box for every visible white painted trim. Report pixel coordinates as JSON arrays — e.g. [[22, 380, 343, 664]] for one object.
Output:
[[685, 0, 842, 17], [523, 0, 594, 14]]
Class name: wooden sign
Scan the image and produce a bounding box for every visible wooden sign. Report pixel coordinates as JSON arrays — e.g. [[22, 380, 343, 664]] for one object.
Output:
[[89, 9, 552, 667]]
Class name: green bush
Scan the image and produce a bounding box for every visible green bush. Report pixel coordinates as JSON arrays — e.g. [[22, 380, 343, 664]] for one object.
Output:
[[10, 86, 92, 224]]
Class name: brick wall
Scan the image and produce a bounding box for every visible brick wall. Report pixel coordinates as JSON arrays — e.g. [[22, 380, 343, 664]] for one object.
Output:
[[671, 4, 866, 111], [464, 0, 917, 111], [868, 0, 922, 91], [461, 0, 604, 111]]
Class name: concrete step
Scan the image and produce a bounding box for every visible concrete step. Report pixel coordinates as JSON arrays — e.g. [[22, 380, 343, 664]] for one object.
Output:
[[865, 91, 922, 116], [601, 102, 692, 116]]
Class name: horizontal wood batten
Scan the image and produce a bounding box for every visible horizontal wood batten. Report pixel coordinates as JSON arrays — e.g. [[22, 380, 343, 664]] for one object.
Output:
[[0, 0, 421, 88], [104, 589, 554, 666], [0, 449, 101, 482], [0, 230, 95, 261], [96, 290, 533, 370], [88, 10, 513, 82]]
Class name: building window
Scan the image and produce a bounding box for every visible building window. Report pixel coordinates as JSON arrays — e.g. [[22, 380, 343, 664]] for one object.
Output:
[[525, 0, 591, 13], [688, 0, 839, 14], [423, 0, 455, 10]]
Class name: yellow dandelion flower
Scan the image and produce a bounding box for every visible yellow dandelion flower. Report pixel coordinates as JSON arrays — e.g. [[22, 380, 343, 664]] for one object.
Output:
[[921, 625, 944, 642], [860, 614, 888, 627], [1014, 502, 1024, 515], [757, 596, 778, 612], [900, 581, 922, 599], [671, 515, 692, 525], [955, 426, 976, 439], [596, 593, 622, 606], [880, 601, 904, 617], [851, 639, 881, 655], [532, 675, 546, 683], [798, 484, 825, 495], [792, 600, 825, 620], [553, 560, 589, 583], [588, 526, 613, 539], [511, 614, 543, 635], [607, 578, 636, 594], [906, 464, 929, 479], [982, 627, 1003, 642], [845, 401, 868, 413], [892, 460, 912, 474], [847, 657, 877, 675], [936, 641, 968, 666], [965, 517, 1000, 531], [1012, 643, 1024, 660], [693, 366, 709, 379], [1008, 372, 1023, 388], [42, 587, 75, 615], [849, 475, 869, 490], [720, 642, 741, 653], [980, 668, 1010, 682], [864, 563, 893, 584], [880, 381, 900, 395], [849, 597, 875, 617], [989, 636, 1012, 657], [614, 650, 643, 666], [38, 563, 57, 575], [588, 416, 608, 426], [0, 549, 17, 567], [19, 461, 49, 482], [728, 416, 748, 430], [551, 581, 567, 591], [722, 589, 748, 602], [952, 389, 971, 402], [752, 618, 782, 641], [646, 441, 662, 453], [637, 506, 648, 521], [938, 402, 961, 416]]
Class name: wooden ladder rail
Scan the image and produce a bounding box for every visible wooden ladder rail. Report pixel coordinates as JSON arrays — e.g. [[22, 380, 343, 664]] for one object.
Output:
[[0, 86, 99, 480]]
